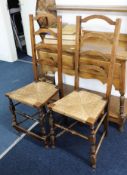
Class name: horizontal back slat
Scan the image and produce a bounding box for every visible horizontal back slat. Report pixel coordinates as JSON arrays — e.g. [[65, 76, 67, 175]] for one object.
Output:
[[82, 32, 113, 44], [82, 30, 127, 42], [80, 50, 111, 61], [35, 28, 57, 37]]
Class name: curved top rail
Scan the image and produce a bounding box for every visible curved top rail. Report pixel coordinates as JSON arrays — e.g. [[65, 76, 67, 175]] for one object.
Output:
[[81, 15, 116, 25]]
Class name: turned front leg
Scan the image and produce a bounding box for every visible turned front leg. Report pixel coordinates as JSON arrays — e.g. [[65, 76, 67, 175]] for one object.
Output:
[[120, 93, 125, 131], [49, 111, 55, 148], [119, 61, 126, 131], [38, 108, 48, 147], [90, 125, 96, 169], [103, 105, 109, 136]]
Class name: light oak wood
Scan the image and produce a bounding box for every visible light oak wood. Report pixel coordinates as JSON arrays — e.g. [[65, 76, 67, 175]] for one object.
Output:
[[29, 14, 38, 81], [48, 5, 127, 13], [35, 28, 57, 37], [106, 18, 121, 99], [57, 16, 63, 97], [81, 15, 116, 25]]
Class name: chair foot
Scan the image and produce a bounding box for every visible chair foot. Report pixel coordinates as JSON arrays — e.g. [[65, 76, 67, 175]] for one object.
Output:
[[90, 155, 96, 169], [44, 137, 49, 148], [50, 135, 55, 148], [51, 145, 55, 149], [118, 125, 124, 132], [118, 117, 126, 132], [44, 144, 49, 149]]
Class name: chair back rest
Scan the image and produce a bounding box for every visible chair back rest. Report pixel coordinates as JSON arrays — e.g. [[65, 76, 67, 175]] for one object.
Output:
[[29, 14, 63, 95], [75, 15, 121, 99]]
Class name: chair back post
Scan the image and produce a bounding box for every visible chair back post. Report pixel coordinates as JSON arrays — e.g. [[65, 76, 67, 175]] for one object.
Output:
[[75, 16, 81, 90], [106, 18, 121, 100], [57, 16, 64, 97], [29, 14, 39, 81]]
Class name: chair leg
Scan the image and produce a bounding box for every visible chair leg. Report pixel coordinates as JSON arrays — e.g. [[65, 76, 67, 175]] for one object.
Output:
[[103, 104, 109, 136], [119, 94, 125, 132], [62, 115, 68, 126], [103, 114, 109, 136], [119, 115, 126, 133], [58, 89, 63, 99], [49, 111, 55, 148], [90, 125, 96, 169], [42, 105, 48, 114], [39, 108, 48, 148], [8, 98, 17, 126]]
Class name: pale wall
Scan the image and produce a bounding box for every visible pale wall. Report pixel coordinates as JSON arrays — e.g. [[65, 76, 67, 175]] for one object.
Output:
[[19, 0, 37, 57], [0, 0, 17, 62]]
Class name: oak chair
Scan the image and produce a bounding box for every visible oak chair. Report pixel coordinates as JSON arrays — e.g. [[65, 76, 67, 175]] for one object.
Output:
[[48, 15, 121, 168], [5, 15, 63, 146]]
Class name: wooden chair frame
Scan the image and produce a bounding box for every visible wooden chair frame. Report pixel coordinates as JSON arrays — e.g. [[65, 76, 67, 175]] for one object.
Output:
[[5, 15, 63, 146], [49, 15, 121, 168]]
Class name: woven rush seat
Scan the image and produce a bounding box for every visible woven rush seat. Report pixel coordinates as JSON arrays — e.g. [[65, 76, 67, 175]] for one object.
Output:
[[6, 82, 58, 108], [50, 90, 107, 125]]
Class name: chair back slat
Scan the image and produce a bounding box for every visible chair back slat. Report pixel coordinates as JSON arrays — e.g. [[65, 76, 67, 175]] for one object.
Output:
[[75, 15, 121, 100], [34, 28, 57, 37], [36, 43, 58, 52], [82, 32, 113, 44], [80, 50, 111, 61], [29, 15, 63, 96]]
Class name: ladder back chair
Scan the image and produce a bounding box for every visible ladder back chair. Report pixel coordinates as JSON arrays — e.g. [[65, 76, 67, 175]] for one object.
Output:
[[48, 15, 121, 168], [5, 15, 63, 147]]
